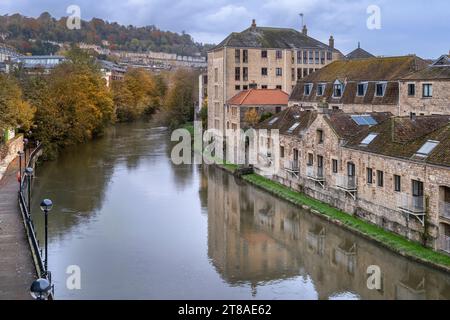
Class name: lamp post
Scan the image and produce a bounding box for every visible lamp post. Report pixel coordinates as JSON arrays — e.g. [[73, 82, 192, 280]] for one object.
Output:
[[25, 167, 34, 213], [40, 199, 53, 277], [30, 278, 52, 300], [23, 138, 29, 166], [17, 151, 24, 187]]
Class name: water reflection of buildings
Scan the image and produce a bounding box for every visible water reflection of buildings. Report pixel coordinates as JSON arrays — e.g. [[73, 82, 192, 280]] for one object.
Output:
[[204, 166, 450, 300]]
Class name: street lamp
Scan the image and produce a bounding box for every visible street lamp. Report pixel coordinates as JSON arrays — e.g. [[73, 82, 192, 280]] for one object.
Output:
[[25, 167, 34, 213], [30, 278, 51, 300], [23, 138, 29, 166], [40, 199, 53, 276], [17, 151, 24, 186]]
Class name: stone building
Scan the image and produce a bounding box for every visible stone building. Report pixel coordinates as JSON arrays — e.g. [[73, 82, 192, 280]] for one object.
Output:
[[399, 54, 450, 115], [226, 89, 289, 132], [208, 19, 343, 132], [289, 55, 429, 115], [255, 108, 450, 252]]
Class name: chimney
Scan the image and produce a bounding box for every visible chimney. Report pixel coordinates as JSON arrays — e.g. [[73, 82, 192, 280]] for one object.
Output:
[[251, 19, 257, 29], [329, 36, 335, 49], [302, 25, 308, 36]]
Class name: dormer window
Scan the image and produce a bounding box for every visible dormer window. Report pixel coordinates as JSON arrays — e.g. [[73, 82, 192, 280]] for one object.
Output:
[[375, 82, 387, 97], [357, 82, 368, 97], [333, 80, 344, 98], [317, 83, 326, 96], [304, 83, 313, 96]]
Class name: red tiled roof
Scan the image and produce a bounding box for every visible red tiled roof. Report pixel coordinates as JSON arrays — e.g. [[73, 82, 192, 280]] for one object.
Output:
[[228, 89, 289, 106]]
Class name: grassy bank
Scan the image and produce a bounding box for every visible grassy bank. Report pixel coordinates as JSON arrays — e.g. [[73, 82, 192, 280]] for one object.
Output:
[[217, 164, 450, 271]]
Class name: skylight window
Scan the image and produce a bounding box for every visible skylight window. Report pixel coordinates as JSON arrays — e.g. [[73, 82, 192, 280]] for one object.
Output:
[[415, 140, 439, 157], [360, 133, 378, 146], [287, 122, 300, 133], [351, 115, 378, 126], [268, 117, 279, 125]]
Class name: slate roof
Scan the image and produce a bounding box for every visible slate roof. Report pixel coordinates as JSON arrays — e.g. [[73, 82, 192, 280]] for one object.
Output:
[[256, 107, 318, 136], [345, 115, 450, 167], [289, 56, 428, 104], [227, 89, 288, 106], [212, 26, 340, 52], [401, 55, 450, 80], [346, 47, 375, 60]]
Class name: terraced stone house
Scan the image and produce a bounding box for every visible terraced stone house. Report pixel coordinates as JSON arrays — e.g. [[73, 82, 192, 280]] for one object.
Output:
[[255, 108, 450, 252]]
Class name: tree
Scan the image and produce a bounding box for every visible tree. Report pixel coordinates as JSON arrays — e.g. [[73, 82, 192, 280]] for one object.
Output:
[[0, 74, 35, 133], [244, 108, 260, 128], [163, 69, 198, 129]]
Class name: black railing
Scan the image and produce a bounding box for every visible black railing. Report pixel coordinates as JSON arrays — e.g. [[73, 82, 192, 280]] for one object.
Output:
[[17, 142, 54, 298]]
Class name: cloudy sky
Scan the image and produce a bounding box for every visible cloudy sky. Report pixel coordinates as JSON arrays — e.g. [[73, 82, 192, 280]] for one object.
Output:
[[0, 0, 449, 58]]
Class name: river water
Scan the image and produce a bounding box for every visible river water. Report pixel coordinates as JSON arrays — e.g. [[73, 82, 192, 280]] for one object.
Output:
[[31, 120, 450, 300]]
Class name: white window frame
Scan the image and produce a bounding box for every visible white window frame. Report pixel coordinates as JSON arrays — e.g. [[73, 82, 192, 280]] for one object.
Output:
[[304, 83, 313, 96], [423, 83, 433, 98], [332, 80, 344, 98], [356, 82, 368, 97], [317, 83, 326, 96], [375, 82, 387, 97]]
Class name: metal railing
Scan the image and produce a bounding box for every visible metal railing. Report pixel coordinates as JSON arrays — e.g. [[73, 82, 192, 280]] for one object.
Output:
[[17, 142, 53, 298], [440, 201, 450, 220], [306, 166, 324, 180], [336, 175, 357, 191], [397, 194, 426, 214], [440, 235, 450, 254], [284, 160, 299, 173]]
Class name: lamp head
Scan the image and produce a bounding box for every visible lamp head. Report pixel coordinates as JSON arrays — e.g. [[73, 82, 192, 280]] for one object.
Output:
[[40, 199, 53, 213], [30, 278, 51, 300]]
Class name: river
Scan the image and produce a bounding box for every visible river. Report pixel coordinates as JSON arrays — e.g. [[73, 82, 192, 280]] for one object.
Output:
[[30, 120, 450, 300]]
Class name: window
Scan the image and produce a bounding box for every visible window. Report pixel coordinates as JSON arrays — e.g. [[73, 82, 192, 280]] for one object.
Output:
[[303, 68, 308, 78], [235, 67, 240, 81], [214, 68, 218, 83], [297, 68, 302, 79], [235, 85, 240, 90], [291, 68, 295, 81], [276, 50, 282, 59], [317, 84, 325, 96], [375, 82, 387, 97], [394, 175, 401, 192], [360, 133, 378, 146], [320, 51, 325, 64], [332, 159, 338, 173], [243, 67, 248, 81], [297, 51, 302, 64], [309, 51, 314, 64], [327, 51, 333, 61], [303, 51, 308, 64], [423, 84, 433, 97], [235, 49, 240, 63], [275, 107, 281, 113], [304, 83, 312, 96], [357, 82, 368, 96], [287, 122, 300, 133], [261, 68, 268, 76], [268, 117, 279, 125], [261, 50, 268, 58], [276, 68, 282, 76], [249, 83, 257, 89], [415, 140, 439, 157], [307, 153, 314, 166], [243, 50, 248, 63], [214, 86, 218, 99], [377, 170, 384, 187], [243, 85, 248, 90], [351, 115, 378, 126], [280, 146, 285, 158], [408, 83, 416, 96], [261, 85, 268, 89], [315, 51, 320, 64], [367, 168, 373, 184], [333, 82, 343, 97], [276, 85, 282, 90], [317, 129, 324, 144]]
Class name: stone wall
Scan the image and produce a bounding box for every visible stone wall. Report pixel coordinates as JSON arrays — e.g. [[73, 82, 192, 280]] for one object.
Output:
[[0, 134, 23, 181], [399, 80, 450, 115]]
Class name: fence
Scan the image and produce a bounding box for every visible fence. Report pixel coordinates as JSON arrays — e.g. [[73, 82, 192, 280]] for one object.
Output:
[[17, 142, 53, 298]]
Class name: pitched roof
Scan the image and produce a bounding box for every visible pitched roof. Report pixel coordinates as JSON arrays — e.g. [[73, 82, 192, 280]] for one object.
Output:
[[227, 89, 289, 106], [212, 25, 340, 52], [346, 47, 375, 60], [345, 115, 450, 167], [292, 56, 428, 83], [401, 55, 450, 80], [256, 107, 317, 136]]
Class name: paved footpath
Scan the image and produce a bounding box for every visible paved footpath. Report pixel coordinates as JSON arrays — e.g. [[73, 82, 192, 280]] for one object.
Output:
[[0, 157, 35, 300]]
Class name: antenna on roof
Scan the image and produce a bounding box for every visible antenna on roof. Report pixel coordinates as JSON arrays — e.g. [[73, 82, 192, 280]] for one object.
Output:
[[299, 13, 304, 27], [358, 41, 361, 49]]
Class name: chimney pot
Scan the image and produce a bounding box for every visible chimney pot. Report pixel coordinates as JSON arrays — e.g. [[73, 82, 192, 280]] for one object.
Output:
[[302, 25, 308, 36], [251, 19, 256, 28], [329, 36, 335, 49]]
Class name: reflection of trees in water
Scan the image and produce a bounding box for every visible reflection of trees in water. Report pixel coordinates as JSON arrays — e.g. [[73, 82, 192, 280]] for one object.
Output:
[[205, 165, 450, 300], [31, 120, 165, 237]]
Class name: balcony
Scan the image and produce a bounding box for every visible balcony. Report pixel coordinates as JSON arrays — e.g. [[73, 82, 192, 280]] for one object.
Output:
[[440, 201, 450, 220], [283, 160, 299, 178], [440, 235, 450, 254], [336, 175, 357, 200], [397, 194, 426, 226], [306, 166, 325, 188]]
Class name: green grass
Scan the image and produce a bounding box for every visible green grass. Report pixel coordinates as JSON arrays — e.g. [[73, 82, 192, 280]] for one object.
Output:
[[238, 173, 450, 268]]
